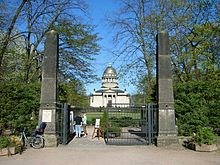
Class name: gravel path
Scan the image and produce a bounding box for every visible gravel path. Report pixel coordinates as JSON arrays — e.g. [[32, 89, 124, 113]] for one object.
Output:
[[0, 126, 219, 165]]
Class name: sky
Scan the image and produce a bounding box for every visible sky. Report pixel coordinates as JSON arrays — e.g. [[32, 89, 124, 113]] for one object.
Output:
[[85, 0, 136, 95]]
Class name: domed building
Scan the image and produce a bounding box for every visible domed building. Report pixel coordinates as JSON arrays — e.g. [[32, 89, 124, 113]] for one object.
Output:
[[90, 64, 130, 107]]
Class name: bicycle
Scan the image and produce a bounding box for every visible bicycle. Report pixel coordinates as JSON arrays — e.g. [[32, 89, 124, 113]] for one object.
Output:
[[19, 128, 45, 149]]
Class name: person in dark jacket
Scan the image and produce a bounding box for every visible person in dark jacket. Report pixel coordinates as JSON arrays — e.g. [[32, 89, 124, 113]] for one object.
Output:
[[34, 122, 47, 136], [74, 115, 82, 137]]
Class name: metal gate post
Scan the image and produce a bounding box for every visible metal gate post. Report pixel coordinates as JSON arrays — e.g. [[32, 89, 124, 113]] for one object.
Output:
[[62, 103, 68, 144], [106, 109, 109, 143], [151, 104, 155, 144], [147, 104, 152, 144], [56, 103, 63, 144]]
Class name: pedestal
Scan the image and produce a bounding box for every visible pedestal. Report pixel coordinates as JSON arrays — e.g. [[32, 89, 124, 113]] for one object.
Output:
[[44, 134, 59, 147], [156, 135, 179, 147]]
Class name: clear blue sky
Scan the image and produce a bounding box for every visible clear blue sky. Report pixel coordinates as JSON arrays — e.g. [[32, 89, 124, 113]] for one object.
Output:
[[85, 0, 136, 95]]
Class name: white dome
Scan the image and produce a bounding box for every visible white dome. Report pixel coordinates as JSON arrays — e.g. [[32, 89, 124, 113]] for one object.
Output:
[[102, 64, 118, 88]]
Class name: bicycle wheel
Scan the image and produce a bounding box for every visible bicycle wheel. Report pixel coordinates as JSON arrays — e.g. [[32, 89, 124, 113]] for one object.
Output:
[[31, 136, 43, 149]]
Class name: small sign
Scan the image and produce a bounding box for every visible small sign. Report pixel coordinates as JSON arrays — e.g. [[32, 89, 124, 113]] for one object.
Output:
[[42, 110, 52, 122], [95, 119, 100, 128]]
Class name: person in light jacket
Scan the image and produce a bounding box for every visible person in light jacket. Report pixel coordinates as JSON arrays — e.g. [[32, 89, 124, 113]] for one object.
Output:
[[82, 113, 88, 137]]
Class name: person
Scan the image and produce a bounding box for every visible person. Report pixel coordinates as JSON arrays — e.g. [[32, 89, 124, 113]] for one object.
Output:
[[74, 114, 82, 137], [82, 113, 88, 137], [34, 126, 41, 136], [34, 122, 47, 136]]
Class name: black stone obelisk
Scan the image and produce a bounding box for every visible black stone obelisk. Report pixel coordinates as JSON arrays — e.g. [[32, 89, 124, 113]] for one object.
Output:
[[39, 30, 59, 147], [156, 32, 178, 146]]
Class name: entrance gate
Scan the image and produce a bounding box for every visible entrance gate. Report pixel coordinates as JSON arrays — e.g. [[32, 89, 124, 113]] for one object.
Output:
[[57, 103, 158, 146], [56, 103, 72, 145], [105, 104, 158, 145]]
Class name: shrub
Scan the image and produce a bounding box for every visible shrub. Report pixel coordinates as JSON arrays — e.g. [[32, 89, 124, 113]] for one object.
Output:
[[0, 135, 22, 154], [0, 136, 10, 149], [0, 83, 40, 136], [118, 116, 133, 127], [174, 80, 220, 136], [87, 117, 96, 125], [106, 126, 121, 137], [8, 135, 21, 147], [100, 110, 108, 136], [192, 127, 217, 145]]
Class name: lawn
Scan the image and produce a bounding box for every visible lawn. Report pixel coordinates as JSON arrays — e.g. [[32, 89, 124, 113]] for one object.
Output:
[[86, 111, 142, 125], [86, 112, 103, 125]]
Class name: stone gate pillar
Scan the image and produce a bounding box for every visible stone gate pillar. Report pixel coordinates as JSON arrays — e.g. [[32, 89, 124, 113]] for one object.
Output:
[[38, 30, 59, 147], [156, 32, 178, 146]]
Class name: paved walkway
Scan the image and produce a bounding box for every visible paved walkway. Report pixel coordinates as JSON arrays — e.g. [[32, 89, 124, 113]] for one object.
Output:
[[0, 126, 220, 165]]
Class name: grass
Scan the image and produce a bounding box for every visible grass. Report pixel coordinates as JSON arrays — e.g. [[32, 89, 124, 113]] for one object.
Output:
[[85, 111, 142, 125], [86, 112, 103, 125]]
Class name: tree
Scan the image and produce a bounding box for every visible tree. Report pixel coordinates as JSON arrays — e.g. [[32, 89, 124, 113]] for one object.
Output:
[[0, 0, 27, 74], [59, 79, 89, 107], [113, 0, 220, 137], [0, 2, 6, 30], [168, 1, 219, 82], [53, 19, 100, 83], [108, 0, 219, 98], [0, 0, 100, 84], [0, 38, 27, 83], [107, 0, 156, 102], [21, 0, 88, 83]]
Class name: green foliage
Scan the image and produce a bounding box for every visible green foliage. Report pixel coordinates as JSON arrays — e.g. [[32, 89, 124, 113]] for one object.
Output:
[[110, 116, 133, 127], [53, 20, 100, 83], [0, 83, 40, 135], [99, 110, 122, 137], [108, 0, 219, 98], [1, 0, 100, 85], [174, 79, 220, 136], [192, 127, 217, 145], [59, 80, 89, 107], [100, 110, 108, 134], [0, 135, 21, 152], [107, 126, 121, 137], [1, 49, 27, 83], [171, 22, 220, 82], [86, 112, 103, 125], [135, 76, 157, 104], [87, 117, 96, 126], [0, 136, 10, 149], [99, 112, 123, 137]]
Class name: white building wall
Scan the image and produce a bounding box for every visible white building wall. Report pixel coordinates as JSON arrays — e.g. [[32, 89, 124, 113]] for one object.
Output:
[[116, 95, 130, 105], [90, 95, 103, 107], [90, 92, 130, 107]]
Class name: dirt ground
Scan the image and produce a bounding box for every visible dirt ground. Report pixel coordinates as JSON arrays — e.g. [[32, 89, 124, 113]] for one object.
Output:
[[0, 126, 219, 165]]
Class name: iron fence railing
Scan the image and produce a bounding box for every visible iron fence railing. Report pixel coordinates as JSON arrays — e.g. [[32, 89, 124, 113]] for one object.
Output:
[[104, 103, 158, 145]]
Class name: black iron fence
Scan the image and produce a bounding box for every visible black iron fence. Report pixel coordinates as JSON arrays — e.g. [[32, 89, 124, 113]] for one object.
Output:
[[104, 103, 158, 145], [56, 103, 72, 145], [57, 104, 158, 146]]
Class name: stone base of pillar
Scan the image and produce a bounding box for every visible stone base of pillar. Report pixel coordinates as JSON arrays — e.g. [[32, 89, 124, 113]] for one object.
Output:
[[156, 135, 179, 147], [44, 134, 59, 147]]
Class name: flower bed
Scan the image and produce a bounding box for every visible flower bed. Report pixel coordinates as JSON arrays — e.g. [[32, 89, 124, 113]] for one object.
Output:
[[0, 135, 21, 156]]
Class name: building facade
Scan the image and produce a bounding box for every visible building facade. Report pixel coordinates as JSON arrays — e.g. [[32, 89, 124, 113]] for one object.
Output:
[[90, 65, 130, 107]]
